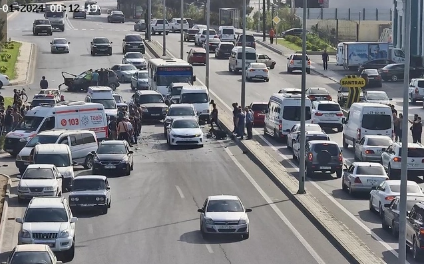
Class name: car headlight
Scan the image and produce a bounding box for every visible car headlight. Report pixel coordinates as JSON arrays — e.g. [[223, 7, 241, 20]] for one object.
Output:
[[19, 137, 30, 142], [239, 219, 248, 224], [92, 45, 97, 47], [205, 218, 214, 224], [120, 159, 128, 163], [70, 197, 79, 201], [162, 107, 168, 113], [141, 108, 148, 112], [194, 134, 201, 137], [16, 155, 22, 161], [18, 186, 29, 192], [21, 230, 31, 238], [44, 186, 54, 191], [96, 197, 105, 201], [58, 230, 69, 238]]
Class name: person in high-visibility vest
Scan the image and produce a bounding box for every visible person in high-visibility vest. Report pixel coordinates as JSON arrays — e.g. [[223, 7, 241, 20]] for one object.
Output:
[[84, 69, 93, 83]]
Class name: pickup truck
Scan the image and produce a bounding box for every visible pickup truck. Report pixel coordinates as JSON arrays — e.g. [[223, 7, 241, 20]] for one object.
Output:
[[151, 19, 170, 35], [169, 18, 189, 33]]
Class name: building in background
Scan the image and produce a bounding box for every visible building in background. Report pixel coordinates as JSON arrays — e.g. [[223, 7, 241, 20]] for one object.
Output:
[[329, 0, 392, 9]]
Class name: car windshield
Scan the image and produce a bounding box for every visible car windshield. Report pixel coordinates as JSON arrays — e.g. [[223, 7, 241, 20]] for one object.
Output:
[[306, 135, 329, 141], [399, 148, 424, 157], [10, 252, 52, 264], [35, 20, 49, 25], [180, 93, 208, 103], [366, 137, 392, 146], [367, 93, 388, 100], [35, 154, 70, 167], [113, 95, 123, 103], [282, 106, 311, 121], [93, 38, 110, 44], [361, 114, 392, 130], [23, 168, 55, 179], [390, 184, 421, 193], [356, 166, 385, 175], [91, 99, 116, 109], [309, 88, 328, 95], [15, 116, 44, 132], [126, 53, 143, 59], [188, 29, 198, 34], [407, 199, 424, 210], [53, 39, 67, 44], [317, 104, 340, 111], [72, 179, 105, 191], [31, 99, 55, 107], [305, 125, 322, 132], [251, 104, 267, 112], [97, 144, 126, 154], [112, 11, 123, 15], [24, 208, 68, 222], [292, 54, 309, 60], [168, 107, 195, 116], [120, 65, 137, 71], [172, 119, 199, 128], [313, 143, 340, 155], [26, 135, 59, 147], [206, 199, 244, 212], [250, 64, 266, 69], [222, 28, 234, 34], [137, 94, 164, 104], [136, 72, 148, 79], [170, 87, 182, 96], [45, 11, 64, 18], [364, 69, 379, 75], [125, 35, 142, 41], [220, 44, 234, 51], [202, 30, 216, 35]]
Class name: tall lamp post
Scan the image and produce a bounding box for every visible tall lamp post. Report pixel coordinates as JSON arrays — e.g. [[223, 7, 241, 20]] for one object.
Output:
[[241, 0, 246, 107], [147, 0, 151, 41], [162, 0, 166, 56], [297, 0, 307, 194], [180, 0, 184, 59], [205, 0, 210, 89]]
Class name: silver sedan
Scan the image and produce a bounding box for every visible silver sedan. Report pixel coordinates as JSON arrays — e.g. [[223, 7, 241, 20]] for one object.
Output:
[[342, 162, 388, 195], [50, 38, 70, 54], [354, 135, 393, 162]]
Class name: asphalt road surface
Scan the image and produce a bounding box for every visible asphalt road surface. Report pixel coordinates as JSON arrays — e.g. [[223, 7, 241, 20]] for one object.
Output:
[[2, 8, 351, 264]]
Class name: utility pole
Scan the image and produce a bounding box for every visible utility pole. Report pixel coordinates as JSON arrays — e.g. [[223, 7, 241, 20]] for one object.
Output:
[[241, 0, 246, 107], [297, 0, 307, 194], [257, 0, 260, 32], [147, 0, 151, 41], [398, 0, 411, 262], [180, 0, 184, 59], [206, 0, 210, 89], [162, 0, 166, 56], [262, 0, 266, 41]]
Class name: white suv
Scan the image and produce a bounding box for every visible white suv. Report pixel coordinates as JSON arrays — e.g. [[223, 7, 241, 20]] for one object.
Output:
[[311, 100, 344, 132], [381, 142, 424, 179], [287, 53, 310, 74], [16, 197, 78, 262]]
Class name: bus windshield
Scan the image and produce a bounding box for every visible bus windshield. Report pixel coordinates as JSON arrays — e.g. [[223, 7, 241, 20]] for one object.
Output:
[[154, 66, 193, 86], [157, 75, 192, 86]]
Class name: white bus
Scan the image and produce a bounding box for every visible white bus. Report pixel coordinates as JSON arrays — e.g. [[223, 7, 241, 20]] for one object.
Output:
[[148, 58, 196, 96]]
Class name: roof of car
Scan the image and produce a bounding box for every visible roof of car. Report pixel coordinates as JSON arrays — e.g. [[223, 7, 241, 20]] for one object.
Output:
[[74, 175, 107, 180], [251, 102, 268, 105], [135, 90, 162, 95], [385, 180, 419, 186], [172, 116, 198, 121], [15, 244, 50, 252], [26, 164, 55, 169], [191, 48, 206, 53], [208, 195, 239, 201], [362, 135, 392, 139], [351, 162, 384, 167], [305, 131, 328, 136], [99, 140, 126, 145], [314, 100, 338, 104], [34, 144, 70, 153], [37, 129, 95, 136], [28, 197, 66, 209], [169, 104, 194, 108], [308, 140, 338, 145]]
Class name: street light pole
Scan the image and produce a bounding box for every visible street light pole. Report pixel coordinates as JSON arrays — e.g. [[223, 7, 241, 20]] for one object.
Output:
[[162, 0, 166, 56], [297, 0, 307, 194], [262, 0, 265, 41], [147, 0, 151, 41], [399, 0, 411, 262], [241, 0, 246, 107], [180, 0, 184, 59], [205, 0, 210, 89]]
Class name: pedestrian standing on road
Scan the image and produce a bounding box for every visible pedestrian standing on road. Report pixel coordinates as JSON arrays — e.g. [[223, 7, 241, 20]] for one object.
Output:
[[236, 107, 246, 140], [0, 110, 4, 135], [210, 103, 219, 130], [4, 109, 13, 134], [245, 106, 254, 139], [390, 104, 397, 115], [232, 103, 238, 133], [108, 116, 117, 140], [92, 70, 99, 86], [322, 50, 329, 70], [117, 117, 131, 146], [393, 112, 400, 141], [269, 28, 275, 44], [397, 113, 403, 142], [12, 108, 21, 129], [40, 76, 49, 89], [409, 114, 422, 143]]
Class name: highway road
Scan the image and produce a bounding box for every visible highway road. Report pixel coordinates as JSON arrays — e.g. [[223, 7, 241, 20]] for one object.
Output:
[[151, 32, 424, 263], [1, 9, 351, 264]]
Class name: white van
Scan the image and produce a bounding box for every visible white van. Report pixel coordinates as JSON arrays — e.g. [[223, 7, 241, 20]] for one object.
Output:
[[16, 129, 98, 174], [33, 144, 74, 191], [3, 102, 108, 156], [218, 26, 236, 43], [179, 85, 209, 124], [85, 86, 117, 117], [264, 93, 312, 141], [342, 102, 393, 148], [228, 46, 257, 73]]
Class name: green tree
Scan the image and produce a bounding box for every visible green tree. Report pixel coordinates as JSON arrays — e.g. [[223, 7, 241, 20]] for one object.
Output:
[[0, 19, 5, 43]]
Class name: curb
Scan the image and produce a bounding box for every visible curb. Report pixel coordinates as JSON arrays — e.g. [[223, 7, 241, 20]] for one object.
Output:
[[10, 43, 36, 86], [0, 174, 11, 254]]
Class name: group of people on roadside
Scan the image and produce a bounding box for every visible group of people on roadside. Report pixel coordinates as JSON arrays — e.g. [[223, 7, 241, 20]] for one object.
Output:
[[391, 105, 422, 143], [84, 69, 110, 86], [231, 102, 254, 140], [108, 104, 143, 147]]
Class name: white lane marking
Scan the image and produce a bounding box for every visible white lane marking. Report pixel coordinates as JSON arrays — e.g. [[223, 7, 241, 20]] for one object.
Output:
[[175, 185, 185, 199], [205, 244, 214, 253], [65, 16, 75, 30], [87, 223, 94, 234], [153, 45, 403, 260], [224, 146, 326, 264], [81, 29, 86, 31], [90, 29, 94, 30]]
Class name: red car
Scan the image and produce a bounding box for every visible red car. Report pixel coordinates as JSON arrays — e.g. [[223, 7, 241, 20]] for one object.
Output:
[[187, 48, 206, 65], [250, 102, 268, 126]]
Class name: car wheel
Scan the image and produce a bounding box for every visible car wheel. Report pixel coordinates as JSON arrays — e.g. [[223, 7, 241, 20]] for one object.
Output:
[[348, 183, 354, 196], [64, 240, 75, 261], [342, 178, 348, 191], [391, 75, 398, 82], [414, 239, 423, 261], [342, 134, 349, 149], [125, 165, 131, 176], [83, 155, 93, 169], [336, 169, 342, 178]]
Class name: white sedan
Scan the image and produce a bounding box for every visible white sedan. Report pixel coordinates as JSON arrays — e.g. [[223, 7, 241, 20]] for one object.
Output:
[[50, 38, 70, 54], [287, 123, 322, 149], [342, 162, 388, 196], [167, 117, 203, 147], [245, 63, 269, 82], [369, 180, 424, 217], [122, 52, 146, 69], [363, 91, 392, 105], [354, 135, 392, 162]]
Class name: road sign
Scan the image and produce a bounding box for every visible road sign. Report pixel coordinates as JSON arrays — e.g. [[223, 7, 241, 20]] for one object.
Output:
[[340, 75, 365, 108], [272, 16, 280, 25]]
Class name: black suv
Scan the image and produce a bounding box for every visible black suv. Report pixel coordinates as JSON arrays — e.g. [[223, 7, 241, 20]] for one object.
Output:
[[33, 19, 52, 36], [406, 201, 424, 260], [305, 140, 343, 178], [184, 28, 199, 42], [122, 34, 145, 54], [131, 91, 168, 121], [236, 34, 256, 49], [91, 37, 112, 56]]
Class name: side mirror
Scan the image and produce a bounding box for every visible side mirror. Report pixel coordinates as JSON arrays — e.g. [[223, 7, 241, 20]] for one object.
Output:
[[91, 151, 96, 154], [57, 174, 63, 178], [70, 217, 78, 223], [123, 39, 125, 41], [106, 186, 110, 190], [110, 42, 112, 44], [287, 57, 290, 59], [186, 51, 189, 53], [128, 150, 133, 154], [197, 208, 204, 213], [165, 99, 170, 106], [16, 217, 23, 223], [90, 42, 93, 44], [267, 67, 270, 70], [72, 161, 77, 166], [50, 42, 52, 44], [245, 208, 252, 212]]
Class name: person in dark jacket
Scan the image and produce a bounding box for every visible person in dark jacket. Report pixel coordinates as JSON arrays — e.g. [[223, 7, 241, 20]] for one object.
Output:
[[410, 114, 422, 143], [322, 50, 329, 70], [40, 76, 48, 89], [4, 110, 13, 133]]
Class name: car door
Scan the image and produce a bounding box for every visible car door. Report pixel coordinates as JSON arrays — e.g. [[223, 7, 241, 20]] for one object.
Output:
[[384, 198, 399, 228], [71, 134, 84, 162], [200, 198, 208, 224], [54, 166, 62, 190], [343, 164, 355, 186], [355, 137, 366, 158], [372, 181, 386, 208], [293, 133, 301, 157], [381, 145, 393, 169], [287, 125, 298, 147], [257, 54, 265, 63]]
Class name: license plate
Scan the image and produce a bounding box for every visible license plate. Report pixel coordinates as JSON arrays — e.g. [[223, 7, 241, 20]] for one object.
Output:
[[218, 225, 235, 229], [105, 165, 116, 169], [367, 179, 377, 184], [324, 113, 334, 116], [255, 75, 262, 78], [368, 77, 374, 79], [376, 150, 382, 154], [408, 163, 417, 167], [80, 204, 95, 207], [151, 114, 160, 116], [320, 166, 331, 169]]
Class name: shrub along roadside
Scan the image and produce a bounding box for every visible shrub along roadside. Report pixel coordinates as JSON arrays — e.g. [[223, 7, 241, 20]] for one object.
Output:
[[0, 41, 21, 79], [282, 35, 335, 52]]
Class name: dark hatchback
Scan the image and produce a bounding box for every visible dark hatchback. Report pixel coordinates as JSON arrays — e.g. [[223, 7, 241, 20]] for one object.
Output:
[[107, 11, 125, 23], [91, 37, 112, 55], [69, 175, 111, 214], [360, 69, 382, 87], [184, 28, 199, 42], [122, 34, 145, 54], [357, 59, 395, 73], [378, 63, 423, 82], [236, 34, 256, 49], [215, 42, 234, 59], [73, 10, 86, 19], [131, 91, 168, 120], [92, 140, 133, 176]]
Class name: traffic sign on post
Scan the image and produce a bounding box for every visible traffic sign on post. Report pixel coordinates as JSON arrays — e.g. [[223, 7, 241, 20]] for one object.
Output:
[[272, 16, 280, 25], [340, 75, 366, 108]]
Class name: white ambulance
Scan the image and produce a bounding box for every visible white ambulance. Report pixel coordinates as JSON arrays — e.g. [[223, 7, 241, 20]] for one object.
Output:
[[3, 101, 107, 156]]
